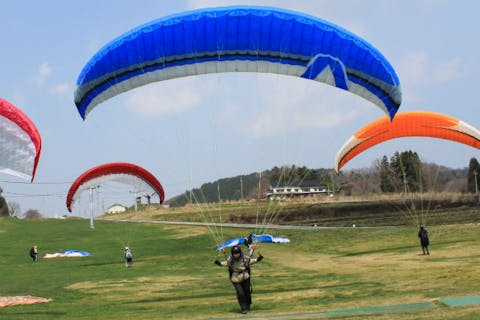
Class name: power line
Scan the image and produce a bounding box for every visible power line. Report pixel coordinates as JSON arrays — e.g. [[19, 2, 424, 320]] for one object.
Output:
[[0, 180, 72, 185], [4, 192, 65, 198]]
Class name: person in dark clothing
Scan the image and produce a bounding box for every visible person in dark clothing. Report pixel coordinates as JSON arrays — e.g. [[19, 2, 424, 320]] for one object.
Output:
[[29, 245, 38, 261], [124, 247, 133, 267], [418, 225, 430, 255], [214, 245, 263, 314]]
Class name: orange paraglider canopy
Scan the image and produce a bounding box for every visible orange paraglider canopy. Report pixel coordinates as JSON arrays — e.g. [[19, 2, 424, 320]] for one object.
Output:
[[335, 111, 480, 172]]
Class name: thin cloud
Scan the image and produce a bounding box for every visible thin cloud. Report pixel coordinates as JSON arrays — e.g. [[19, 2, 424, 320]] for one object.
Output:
[[48, 83, 71, 96], [250, 93, 362, 138], [433, 56, 464, 83], [209, 75, 369, 138], [124, 77, 217, 117], [398, 51, 470, 105], [39, 62, 51, 76], [399, 51, 465, 86], [34, 62, 52, 87]]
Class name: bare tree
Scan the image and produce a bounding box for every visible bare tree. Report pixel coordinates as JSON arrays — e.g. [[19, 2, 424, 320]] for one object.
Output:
[[8, 201, 21, 218], [24, 209, 43, 220]]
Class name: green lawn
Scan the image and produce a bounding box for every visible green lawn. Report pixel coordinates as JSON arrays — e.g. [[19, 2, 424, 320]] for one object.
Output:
[[1, 217, 479, 319]]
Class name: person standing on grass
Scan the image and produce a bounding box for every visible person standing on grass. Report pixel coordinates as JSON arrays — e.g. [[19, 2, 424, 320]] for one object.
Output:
[[124, 246, 133, 267], [214, 245, 263, 314], [418, 224, 430, 255], [29, 245, 38, 261]]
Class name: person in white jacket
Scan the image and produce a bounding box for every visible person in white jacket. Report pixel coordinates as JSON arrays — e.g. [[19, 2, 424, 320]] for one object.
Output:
[[124, 247, 133, 267]]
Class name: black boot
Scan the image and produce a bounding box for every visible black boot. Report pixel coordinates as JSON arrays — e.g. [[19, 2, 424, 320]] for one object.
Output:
[[240, 305, 248, 314]]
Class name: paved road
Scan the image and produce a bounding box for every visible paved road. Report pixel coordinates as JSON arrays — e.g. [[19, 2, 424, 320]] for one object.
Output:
[[99, 218, 385, 230]]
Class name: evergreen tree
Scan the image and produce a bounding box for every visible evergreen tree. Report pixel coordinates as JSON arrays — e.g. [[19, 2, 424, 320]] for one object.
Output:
[[0, 195, 9, 217], [387, 151, 423, 193], [379, 156, 395, 192], [467, 157, 480, 193], [389, 152, 403, 191], [399, 151, 423, 192], [270, 166, 281, 185]]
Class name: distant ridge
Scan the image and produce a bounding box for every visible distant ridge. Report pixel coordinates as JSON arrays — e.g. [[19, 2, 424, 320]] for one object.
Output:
[[166, 160, 469, 207]]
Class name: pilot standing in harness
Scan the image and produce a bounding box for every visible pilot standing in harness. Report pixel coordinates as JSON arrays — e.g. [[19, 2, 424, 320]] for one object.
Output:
[[418, 225, 430, 255], [29, 245, 38, 262], [215, 245, 263, 314]]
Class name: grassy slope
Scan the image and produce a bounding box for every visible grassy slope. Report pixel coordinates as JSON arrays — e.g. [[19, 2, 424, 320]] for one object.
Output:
[[110, 193, 480, 227], [0, 217, 479, 319]]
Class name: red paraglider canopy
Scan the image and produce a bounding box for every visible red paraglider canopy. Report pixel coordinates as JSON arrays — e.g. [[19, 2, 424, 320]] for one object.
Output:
[[66, 162, 165, 212], [0, 98, 42, 181]]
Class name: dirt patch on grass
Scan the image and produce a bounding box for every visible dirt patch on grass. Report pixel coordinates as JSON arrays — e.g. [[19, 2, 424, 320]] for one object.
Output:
[[65, 275, 206, 304], [256, 288, 327, 302], [66, 275, 231, 308], [162, 225, 210, 239], [66, 275, 199, 295], [269, 250, 338, 273]]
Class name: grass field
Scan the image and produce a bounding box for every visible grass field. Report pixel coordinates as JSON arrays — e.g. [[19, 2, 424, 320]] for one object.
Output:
[[1, 215, 480, 319]]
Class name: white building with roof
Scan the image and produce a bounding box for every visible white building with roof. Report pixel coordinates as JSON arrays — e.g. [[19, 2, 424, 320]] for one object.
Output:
[[107, 204, 127, 214]]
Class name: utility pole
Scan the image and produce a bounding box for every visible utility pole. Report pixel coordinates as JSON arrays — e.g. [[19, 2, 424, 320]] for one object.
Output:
[[402, 171, 408, 194], [240, 176, 244, 200], [129, 189, 139, 214], [88, 185, 100, 229], [146, 194, 151, 205], [134, 190, 138, 214]]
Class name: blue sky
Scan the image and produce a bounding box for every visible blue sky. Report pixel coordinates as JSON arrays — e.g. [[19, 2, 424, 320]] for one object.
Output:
[[1, 0, 479, 217]]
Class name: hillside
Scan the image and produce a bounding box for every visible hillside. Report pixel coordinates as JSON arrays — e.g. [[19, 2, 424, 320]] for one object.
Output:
[[110, 192, 480, 228], [166, 166, 335, 207], [166, 159, 471, 207]]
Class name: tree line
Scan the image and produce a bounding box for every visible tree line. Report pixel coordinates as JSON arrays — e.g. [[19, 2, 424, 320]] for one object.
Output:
[[168, 151, 479, 206], [0, 190, 42, 219], [376, 151, 479, 194]]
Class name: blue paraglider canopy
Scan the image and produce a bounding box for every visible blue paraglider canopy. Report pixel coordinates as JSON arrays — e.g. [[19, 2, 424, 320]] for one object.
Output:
[[216, 233, 290, 251], [43, 250, 92, 258], [75, 6, 401, 120]]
